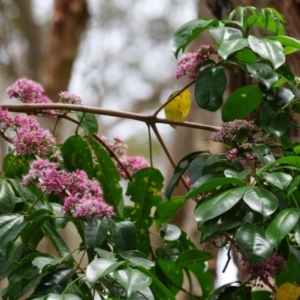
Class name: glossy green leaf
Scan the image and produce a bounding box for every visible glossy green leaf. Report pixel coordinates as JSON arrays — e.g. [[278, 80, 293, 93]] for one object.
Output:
[[176, 249, 212, 268], [251, 144, 274, 166], [86, 258, 124, 287], [42, 221, 73, 268], [33, 268, 76, 294], [0, 214, 23, 245], [195, 66, 227, 112], [260, 101, 290, 136], [235, 224, 273, 264], [87, 136, 122, 209], [61, 135, 94, 178], [95, 248, 116, 260], [108, 219, 137, 252], [172, 18, 219, 57], [186, 177, 244, 199], [266, 208, 300, 249], [45, 294, 82, 300], [120, 250, 154, 269], [209, 282, 241, 300], [248, 35, 285, 69], [84, 218, 108, 260], [0, 178, 16, 214], [269, 87, 294, 104], [222, 86, 263, 122], [76, 111, 98, 135], [195, 187, 246, 227], [288, 175, 300, 199], [154, 196, 186, 227], [160, 223, 181, 241], [114, 268, 152, 297], [50, 203, 67, 231], [267, 35, 300, 50], [263, 172, 292, 190], [246, 63, 278, 89], [234, 48, 257, 63], [219, 38, 248, 60], [200, 221, 241, 242], [32, 256, 63, 273], [243, 187, 278, 220], [124, 168, 163, 253], [0, 242, 23, 280]]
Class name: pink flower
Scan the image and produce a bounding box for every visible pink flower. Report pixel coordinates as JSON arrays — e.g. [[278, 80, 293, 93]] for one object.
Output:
[[13, 115, 56, 156], [0, 108, 14, 131], [175, 45, 216, 79], [59, 91, 82, 105], [241, 252, 286, 285], [6, 78, 56, 117], [117, 155, 150, 179]]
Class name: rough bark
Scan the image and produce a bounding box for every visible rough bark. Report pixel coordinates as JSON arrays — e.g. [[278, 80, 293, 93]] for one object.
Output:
[[42, 0, 89, 101]]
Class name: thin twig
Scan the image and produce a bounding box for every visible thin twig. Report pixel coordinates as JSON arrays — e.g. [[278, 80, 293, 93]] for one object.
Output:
[[150, 124, 189, 191], [0, 103, 220, 132]]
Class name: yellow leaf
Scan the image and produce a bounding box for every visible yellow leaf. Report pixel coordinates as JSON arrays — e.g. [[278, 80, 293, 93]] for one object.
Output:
[[164, 89, 191, 128], [276, 283, 300, 300]]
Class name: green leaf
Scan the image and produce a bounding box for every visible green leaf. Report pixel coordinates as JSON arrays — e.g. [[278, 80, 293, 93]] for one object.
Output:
[[42, 221, 73, 268], [200, 221, 241, 242], [124, 168, 163, 253], [248, 35, 285, 69], [208, 282, 241, 300], [108, 219, 137, 252], [195, 66, 227, 112], [288, 175, 300, 198], [176, 249, 212, 268], [114, 268, 152, 297], [32, 256, 63, 273], [2, 154, 26, 179], [210, 26, 242, 45], [234, 48, 257, 63], [87, 136, 122, 210], [260, 101, 290, 136], [157, 259, 183, 289], [235, 224, 274, 264], [61, 135, 94, 178], [219, 38, 248, 60], [251, 290, 272, 300], [154, 196, 186, 227], [195, 187, 246, 227], [84, 218, 108, 260], [243, 187, 278, 220], [266, 208, 300, 249], [187, 177, 244, 199], [222, 86, 263, 122], [267, 36, 300, 51], [120, 250, 154, 269], [0, 178, 16, 213], [263, 172, 292, 190], [160, 223, 181, 241], [246, 63, 278, 89], [269, 87, 294, 104], [50, 203, 68, 231], [33, 268, 76, 294], [172, 18, 219, 57], [166, 151, 209, 199], [86, 258, 124, 287], [76, 111, 98, 135], [0, 214, 23, 245], [45, 294, 82, 300], [0, 242, 23, 280]]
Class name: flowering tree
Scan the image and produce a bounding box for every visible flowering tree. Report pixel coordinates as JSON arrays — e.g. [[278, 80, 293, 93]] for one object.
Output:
[[1, 5, 300, 300]]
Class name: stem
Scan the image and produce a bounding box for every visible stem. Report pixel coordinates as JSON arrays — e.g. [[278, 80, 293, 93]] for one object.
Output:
[[0, 103, 220, 132], [61, 274, 86, 295], [147, 124, 153, 168], [152, 80, 195, 117], [184, 267, 195, 300], [75, 111, 85, 134], [222, 243, 232, 273], [2, 155, 17, 178], [150, 124, 189, 191]]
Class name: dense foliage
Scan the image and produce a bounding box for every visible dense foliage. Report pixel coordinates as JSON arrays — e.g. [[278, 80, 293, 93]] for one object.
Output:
[[1, 5, 300, 300]]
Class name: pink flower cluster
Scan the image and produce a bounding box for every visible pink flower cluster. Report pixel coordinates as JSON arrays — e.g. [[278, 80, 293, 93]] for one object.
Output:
[[0, 108, 56, 156], [226, 148, 260, 169], [59, 91, 82, 105], [175, 45, 217, 79], [241, 252, 286, 285], [23, 159, 115, 220], [6, 78, 57, 117], [212, 120, 281, 148], [103, 136, 150, 179]]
